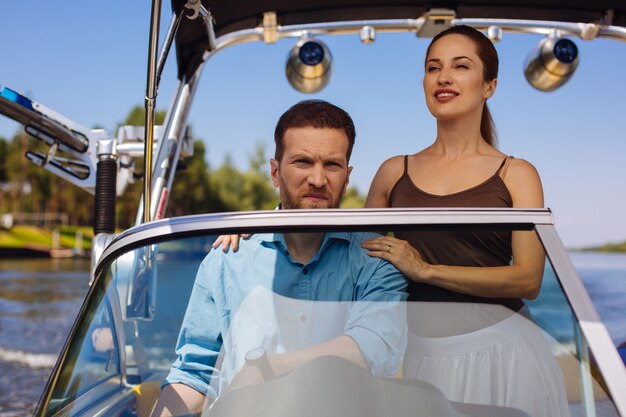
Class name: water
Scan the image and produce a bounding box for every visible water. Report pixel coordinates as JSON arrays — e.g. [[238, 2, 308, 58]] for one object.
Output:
[[0, 259, 90, 417], [0, 253, 625, 416], [569, 252, 626, 345]]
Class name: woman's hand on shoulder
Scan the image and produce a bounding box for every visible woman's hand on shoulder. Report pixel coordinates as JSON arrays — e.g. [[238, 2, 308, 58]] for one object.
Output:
[[212, 234, 251, 252], [504, 158, 544, 208], [365, 155, 406, 208], [361, 236, 432, 282]]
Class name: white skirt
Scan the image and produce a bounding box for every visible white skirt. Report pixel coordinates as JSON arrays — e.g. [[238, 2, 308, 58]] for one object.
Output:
[[403, 303, 571, 417]]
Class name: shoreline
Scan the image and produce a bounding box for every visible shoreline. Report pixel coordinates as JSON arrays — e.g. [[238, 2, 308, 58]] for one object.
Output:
[[0, 246, 90, 259], [0, 247, 51, 258], [0, 225, 92, 259], [2, 225, 625, 258]]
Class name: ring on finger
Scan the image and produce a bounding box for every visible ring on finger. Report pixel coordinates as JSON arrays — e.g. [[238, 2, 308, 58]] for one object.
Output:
[[386, 244, 391, 253]]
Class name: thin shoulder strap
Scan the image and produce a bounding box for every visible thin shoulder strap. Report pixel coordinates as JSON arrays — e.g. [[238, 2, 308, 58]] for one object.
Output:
[[497, 156, 514, 179], [388, 155, 411, 205]]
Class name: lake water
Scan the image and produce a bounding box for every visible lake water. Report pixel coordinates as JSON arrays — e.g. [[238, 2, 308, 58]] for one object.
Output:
[[0, 252, 625, 417]]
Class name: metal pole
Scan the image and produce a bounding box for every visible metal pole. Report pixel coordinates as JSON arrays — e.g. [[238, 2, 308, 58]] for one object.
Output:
[[143, 0, 162, 223], [156, 12, 182, 89]]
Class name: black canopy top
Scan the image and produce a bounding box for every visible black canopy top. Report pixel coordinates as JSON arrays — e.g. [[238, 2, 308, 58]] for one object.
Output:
[[170, 0, 625, 80]]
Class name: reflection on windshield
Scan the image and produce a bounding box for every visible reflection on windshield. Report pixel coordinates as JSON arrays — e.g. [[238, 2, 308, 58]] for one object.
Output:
[[405, 302, 569, 417], [47, 290, 120, 416], [208, 288, 405, 394], [42, 231, 621, 417]]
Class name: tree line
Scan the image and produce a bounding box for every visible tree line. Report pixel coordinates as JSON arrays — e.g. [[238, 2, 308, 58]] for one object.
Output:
[[0, 106, 365, 230]]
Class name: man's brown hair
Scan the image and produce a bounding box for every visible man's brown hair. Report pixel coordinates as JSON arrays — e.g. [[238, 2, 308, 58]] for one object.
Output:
[[274, 100, 356, 162]]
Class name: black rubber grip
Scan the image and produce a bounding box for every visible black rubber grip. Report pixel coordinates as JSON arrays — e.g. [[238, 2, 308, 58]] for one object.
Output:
[[94, 158, 117, 234]]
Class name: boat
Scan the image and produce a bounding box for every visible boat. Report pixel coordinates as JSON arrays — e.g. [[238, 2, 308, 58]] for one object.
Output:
[[0, 1, 625, 416]]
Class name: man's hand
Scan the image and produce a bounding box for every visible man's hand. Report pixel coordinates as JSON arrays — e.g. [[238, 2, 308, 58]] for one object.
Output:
[[226, 336, 367, 394], [226, 363, 267, 392]]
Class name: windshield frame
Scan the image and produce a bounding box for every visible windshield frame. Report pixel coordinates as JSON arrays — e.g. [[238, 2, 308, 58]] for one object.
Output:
[[35, 208, 626, 417]]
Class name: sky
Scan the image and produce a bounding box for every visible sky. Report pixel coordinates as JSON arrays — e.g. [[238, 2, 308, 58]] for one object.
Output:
[[1, 1, 625, 248]]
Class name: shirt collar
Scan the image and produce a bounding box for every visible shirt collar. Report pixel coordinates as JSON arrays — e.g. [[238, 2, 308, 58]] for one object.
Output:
[[258, 232, 351, 265], [258, 232, 350, 245]]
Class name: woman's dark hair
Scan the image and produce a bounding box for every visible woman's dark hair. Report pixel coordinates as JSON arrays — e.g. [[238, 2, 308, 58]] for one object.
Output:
[[425, 25, 499, 147], [274, 100, 356, 162]]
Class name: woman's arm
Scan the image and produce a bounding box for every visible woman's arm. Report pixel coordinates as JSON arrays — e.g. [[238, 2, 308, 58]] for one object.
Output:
[[362, 158, 546, 300], [364, 156, 405, 208]]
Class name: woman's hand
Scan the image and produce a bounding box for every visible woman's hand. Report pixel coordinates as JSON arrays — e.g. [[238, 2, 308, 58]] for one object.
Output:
[[212, 234, 251, 252], [361, 236, 432, 282]]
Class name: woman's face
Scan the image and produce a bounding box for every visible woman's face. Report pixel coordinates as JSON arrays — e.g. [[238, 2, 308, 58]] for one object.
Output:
[[423, 34, 496, 122]]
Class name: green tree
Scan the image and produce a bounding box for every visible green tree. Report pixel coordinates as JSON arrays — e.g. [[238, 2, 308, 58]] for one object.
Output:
[[119, 105, 166, 127], [0, 137, 8, 183], [340, 186, 366, 208], [0, 137, 9, 213], [209, 143, 278, 212], [4, 132, 49, 214], [1, 105, 283, 229], [167, 140, 228, 217]]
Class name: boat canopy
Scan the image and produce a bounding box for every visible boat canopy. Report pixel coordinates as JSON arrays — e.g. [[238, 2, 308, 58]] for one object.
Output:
[[171, 0, 626, 80]]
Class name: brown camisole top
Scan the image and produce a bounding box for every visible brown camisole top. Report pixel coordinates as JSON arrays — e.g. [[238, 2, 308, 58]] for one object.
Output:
[[389, 155, 523, 311]]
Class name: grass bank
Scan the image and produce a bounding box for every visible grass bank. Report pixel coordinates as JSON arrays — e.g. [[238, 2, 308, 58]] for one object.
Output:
[[576, 241, 626, 253], [0, 225, 93, 252]]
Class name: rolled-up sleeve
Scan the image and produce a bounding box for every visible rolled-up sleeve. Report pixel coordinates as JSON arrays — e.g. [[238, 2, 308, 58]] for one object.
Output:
[[344, 256, 408, 377], [163, 259, 222, 399]]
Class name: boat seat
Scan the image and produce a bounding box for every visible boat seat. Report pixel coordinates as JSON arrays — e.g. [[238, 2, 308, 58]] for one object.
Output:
[[133, 372, 167, 417], [556, 352, 609, 401]]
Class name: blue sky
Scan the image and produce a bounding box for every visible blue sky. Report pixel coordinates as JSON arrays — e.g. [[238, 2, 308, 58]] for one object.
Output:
[[1, 1, 625, 248]]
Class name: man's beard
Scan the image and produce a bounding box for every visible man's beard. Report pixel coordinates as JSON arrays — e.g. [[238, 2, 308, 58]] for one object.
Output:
[[278, 177, 345, 210]]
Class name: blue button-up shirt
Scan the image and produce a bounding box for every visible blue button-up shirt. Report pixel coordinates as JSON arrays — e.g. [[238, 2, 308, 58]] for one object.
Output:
[[165, 232, 407, 397]]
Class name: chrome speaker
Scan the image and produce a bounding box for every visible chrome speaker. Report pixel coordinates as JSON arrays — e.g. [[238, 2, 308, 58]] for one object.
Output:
[[286, 37, 332, 94], [524, 36, 579, 92]]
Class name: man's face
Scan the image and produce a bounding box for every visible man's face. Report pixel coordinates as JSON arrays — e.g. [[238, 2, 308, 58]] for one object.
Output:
[[271, 127, 352, 209]]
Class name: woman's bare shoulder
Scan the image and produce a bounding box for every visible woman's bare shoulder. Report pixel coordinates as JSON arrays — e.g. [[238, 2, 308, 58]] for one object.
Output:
[[373, 155, 406, 180], [365, 155, 407, 208], [380, 154, 406, 168], [505, 157, 544, 207], [507, 157, 541, 181]]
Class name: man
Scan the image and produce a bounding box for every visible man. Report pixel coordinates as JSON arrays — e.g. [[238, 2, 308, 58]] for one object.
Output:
[[151, 100, 407, 416]]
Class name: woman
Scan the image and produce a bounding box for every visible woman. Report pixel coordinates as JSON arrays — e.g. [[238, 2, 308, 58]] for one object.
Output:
[[361, 25, 569, 417], [214, 26, 569, 415]]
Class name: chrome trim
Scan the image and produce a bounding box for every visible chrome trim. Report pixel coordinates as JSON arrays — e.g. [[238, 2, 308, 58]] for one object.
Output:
[[203, 16, 626, 59], [48, 376, 123, 417], [285, 35, 333, 93], [134, 68, 202, 224], [107, 283, 127, 386], [536, 224, 626, 415], [534, 225, 601, 323], [156, 11, 183, 89], [90, 233, 116, 285], [142, 0, 163, 224], [574, 322, 597, 417], [100, 208, 553, 270], [159, 65, 204, 217]]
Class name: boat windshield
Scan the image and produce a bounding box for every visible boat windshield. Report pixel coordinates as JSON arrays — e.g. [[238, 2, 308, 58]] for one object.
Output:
[[40, 223, 621, 417]]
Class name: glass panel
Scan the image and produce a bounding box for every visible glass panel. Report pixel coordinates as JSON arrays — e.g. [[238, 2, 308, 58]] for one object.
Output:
[[43, 225, 623, 417], [46, 282, 121, 416], [527, 260, 620, 417], [111, 237, 214, 381]]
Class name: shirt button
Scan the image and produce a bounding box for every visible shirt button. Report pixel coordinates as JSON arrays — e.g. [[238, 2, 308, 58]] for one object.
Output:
[[302, 267, 309, 275], [300, 314, 307, 322]]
